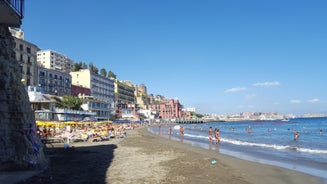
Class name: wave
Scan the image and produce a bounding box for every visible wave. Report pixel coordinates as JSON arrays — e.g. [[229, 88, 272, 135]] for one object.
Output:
[[221, 138, 327, 154], [173, 125, 180, 130], [181, 133, 327, 154], [184, 133, 209, 140]]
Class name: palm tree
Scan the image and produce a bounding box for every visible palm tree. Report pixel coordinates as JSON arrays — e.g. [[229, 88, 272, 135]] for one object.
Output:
[[52, 96, 83, 110]]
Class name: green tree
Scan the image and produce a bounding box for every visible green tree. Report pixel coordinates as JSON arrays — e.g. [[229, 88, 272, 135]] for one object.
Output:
[[100, 68, 107, 77], [191, 112, 204, 118], [73, 62, 89, 72], [81, 62, 88, 69], [72, 62, 82, 72], [108, 70, 116, 79], [52, 96, 83, 110], [89, 62, 98, 74]]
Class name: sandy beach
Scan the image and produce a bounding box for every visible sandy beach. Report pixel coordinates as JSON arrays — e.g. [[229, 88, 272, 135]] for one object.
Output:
[[13, 127, 323, 184]]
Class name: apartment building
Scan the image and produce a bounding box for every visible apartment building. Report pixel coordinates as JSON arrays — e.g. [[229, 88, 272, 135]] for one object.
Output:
[[10, 28, 40, 86], [37, 50, 73, 74], [38, 67, 71, 96], [70, 69, 115, 103], [114, 80, 135, 104], [147, 98, 183, 120], [79, 94, 111, 121], [70, 69, 114, 120]]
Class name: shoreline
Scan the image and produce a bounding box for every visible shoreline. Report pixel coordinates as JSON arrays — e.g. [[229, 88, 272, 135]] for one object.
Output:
[[148, 124, 327, 180], [107, 127, 323, 184], [6, 126, 324, 184]]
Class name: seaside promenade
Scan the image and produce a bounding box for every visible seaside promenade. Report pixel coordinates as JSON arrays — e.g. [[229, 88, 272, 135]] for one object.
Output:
[[4, 127, 323, 184]]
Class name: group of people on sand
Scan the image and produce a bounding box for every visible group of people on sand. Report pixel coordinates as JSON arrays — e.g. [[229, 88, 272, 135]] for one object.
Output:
[[36, 123, 136, 143]]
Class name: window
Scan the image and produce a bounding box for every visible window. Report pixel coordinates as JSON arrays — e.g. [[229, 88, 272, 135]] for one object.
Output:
[[19, 44, 23, 51], [26, 47, 31, 54], [27, 67, 30, 75]]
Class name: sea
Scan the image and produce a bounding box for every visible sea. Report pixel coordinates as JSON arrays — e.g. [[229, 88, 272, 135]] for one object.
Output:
[[148, 117, 327, 180]]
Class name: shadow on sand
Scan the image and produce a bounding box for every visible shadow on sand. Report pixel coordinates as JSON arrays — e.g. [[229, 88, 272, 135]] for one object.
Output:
[[17, 143, 118, 184]]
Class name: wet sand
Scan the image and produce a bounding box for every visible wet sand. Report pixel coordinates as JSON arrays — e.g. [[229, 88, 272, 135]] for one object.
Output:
[[14, 127, 323, 184]]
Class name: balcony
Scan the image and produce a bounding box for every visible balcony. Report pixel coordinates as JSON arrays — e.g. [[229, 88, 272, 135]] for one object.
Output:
[[0, 0, 24, 27]]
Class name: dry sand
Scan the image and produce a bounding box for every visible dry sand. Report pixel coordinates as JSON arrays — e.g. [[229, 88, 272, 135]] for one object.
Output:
[[12, 127, 323, 184]]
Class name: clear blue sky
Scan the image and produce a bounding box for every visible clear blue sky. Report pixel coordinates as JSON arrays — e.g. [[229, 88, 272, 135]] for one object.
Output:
[[22, 0, 327, 115]]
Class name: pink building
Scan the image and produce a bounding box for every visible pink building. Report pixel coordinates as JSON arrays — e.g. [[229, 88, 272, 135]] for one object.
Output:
[[147, 99, 183, 120]]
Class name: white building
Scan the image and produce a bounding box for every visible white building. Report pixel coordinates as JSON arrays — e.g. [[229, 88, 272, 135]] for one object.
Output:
[[186, 107, 196, 113], [37, 50, 73, 74]]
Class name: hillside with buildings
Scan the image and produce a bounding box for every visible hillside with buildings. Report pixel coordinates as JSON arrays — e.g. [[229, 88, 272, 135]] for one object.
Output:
[[10, 28, 194, 123]]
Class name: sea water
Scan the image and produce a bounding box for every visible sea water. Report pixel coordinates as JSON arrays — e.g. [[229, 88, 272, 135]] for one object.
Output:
[[148, 117, 327, 180]]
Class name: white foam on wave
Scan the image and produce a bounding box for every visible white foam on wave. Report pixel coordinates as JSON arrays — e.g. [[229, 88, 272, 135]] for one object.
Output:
[[184, 134, 209, 140], [221, 138, 327, 154], [296, 147, 327, 154], [173, 125, 180, 130]]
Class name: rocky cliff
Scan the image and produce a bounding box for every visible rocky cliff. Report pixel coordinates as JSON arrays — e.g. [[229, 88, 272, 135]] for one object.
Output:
[[0, 26, 46, 171]]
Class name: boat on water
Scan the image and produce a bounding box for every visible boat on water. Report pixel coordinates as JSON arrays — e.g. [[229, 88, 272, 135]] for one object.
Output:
[[281, 119, 290, 122]]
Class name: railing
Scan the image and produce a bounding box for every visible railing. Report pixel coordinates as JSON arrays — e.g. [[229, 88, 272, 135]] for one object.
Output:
[[4, 0, 24, 19]]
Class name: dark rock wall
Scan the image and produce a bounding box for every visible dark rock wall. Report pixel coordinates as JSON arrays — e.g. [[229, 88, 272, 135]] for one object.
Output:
[[0, 26, 46, 171]]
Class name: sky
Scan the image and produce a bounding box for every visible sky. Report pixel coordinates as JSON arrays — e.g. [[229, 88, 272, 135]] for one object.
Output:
[[21, 0, 327, 115]]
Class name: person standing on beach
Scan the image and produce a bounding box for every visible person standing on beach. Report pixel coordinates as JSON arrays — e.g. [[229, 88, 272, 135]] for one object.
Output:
[[208, 127, 213, 142], [180, 125, 184, 136], [215, 128, 220, 144], [168, 125, 172, 135]]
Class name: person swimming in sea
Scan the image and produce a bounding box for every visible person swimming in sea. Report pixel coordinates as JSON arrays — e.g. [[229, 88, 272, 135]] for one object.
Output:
[[293, 130, 300, 141]]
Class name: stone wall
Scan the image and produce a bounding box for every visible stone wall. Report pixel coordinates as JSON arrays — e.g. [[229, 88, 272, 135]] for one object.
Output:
[[0, 26, 46, 171]]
